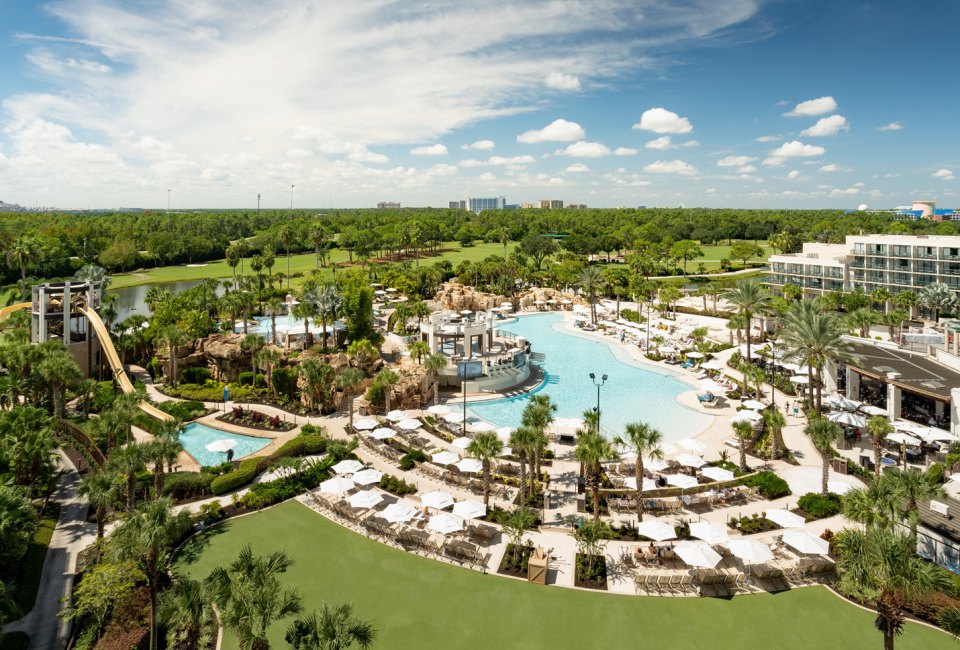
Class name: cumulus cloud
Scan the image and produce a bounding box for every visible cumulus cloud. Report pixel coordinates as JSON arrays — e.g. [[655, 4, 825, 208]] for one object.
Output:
[[717, 155, 756, 167], [754, 134, 781, 142], [644, 159, 697, 175], [462, 140, 495, 151], [680, 139, 700, 148], [784, 96, 838, 117], [876, 121, 903, 132], [933, 169, 956, 181], [787, 170, 801, 179], [829, 187, 860, 198], [633, 108, 693, 134], [411, 144, 448, 155], [819, 163, 841, 173], [763, 157, 785, 167], [555, 141, 610, 157], [517, 119, 585, 143], [565, 163, 589, 172], [477, 172, 496, 182], [800, 115, 849, 137], [488, 155, 536, 166], [645, 136, 673, 150], [613, 147, 637, 156], [545, 71, 582, 91], [770, 141, 826, 158]]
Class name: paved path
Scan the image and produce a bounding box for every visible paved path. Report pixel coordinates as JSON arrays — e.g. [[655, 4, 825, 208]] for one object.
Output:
[[3, 452, 96, 650]]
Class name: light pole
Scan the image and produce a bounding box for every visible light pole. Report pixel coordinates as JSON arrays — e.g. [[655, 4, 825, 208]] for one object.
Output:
[[589, 372, 608, 434], [257, 193, 261, 213], [644, 301, 651, 353], [167, 189, 170, 215], [290, 184, 295, 212]]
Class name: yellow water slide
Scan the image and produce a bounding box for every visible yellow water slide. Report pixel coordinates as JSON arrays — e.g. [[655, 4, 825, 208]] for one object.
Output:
[[0, 302, 30, 322], [79, 306, 173, 422]]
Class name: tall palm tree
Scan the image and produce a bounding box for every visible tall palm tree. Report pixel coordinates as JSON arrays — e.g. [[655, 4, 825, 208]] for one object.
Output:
[[408, 340, 430, 365], [278, 224, 296, 290], [336, 368, 365, 428], [509, 426, 537, 505], [293, 289, 319, 348], [867, 415, 894, 478], [256, 347, 282, 397], [286, 603, 376, 650], [149, 420, 184, 495], [108, 441, 150, 510], [615, 421, 663, 521], [780, 301, 852, 414], [467, 431, 503, 508], [241, 334, 266, 388], [265, 296, 285, 346], [160, 577, 215, 650], [316, 284, 343, 351], [310, 223, 328, 270], [6, 236, 36, 293], [843, 473, 902, 530], [847, 308, 877, 338], [110, 497, 194, 650], [206, 544, 303, 650], [574, 424, 617, 521], [918, 282, 958, 324], [78, 468, 121, 539], [37, 348, 81, 418], [423, 353, 447, 405], [522, 395, 556, 484], [723, 279, 771, 362], [762, 408, 787, 460], [577, 266, 605, 325], [806, 417, 842, 495], [158, 325, 189, 387], [378, 370, 400, 414], [835, 526, 951, 650], [887, 467, 944, 536], [732, 420, 753, 473]]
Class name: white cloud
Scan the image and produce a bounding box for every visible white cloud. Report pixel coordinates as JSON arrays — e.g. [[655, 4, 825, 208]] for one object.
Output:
[[819, 163, 841, 173], [754, 134, 781, 143], [933, 169, 956, 181], [462, 140, 495, 151], [717, 155, 756, 167], [348, 150, 389, 163], [613, 147, 637, 156], [488, 155, 536, 166], [410, 144, 448, 155], [763, 157, 785, 167], [565, 163, 589, 172], [544, 71, 581, 91], [784, 96, 838, 117], [478, 172, 496, 182], [427, 163, 458, 176], [770, 140, 826, 158], [633, 108, 693, 134], [737, 165, 756, 173], [645, 136, 673, 150], [829, 187, 860, 198], [787, 170, 801, 180], [876, 121, 903, 132], [800, 115, 849, 137], [285, 148, 314, 159], [517, 119, 585, 143], [644, 159, 697, 175], [680, 139, 700, 148], [555, 141, 610, 157]]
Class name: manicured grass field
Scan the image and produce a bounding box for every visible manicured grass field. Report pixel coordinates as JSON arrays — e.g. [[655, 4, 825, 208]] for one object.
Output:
[[174, 501, 951, 650]]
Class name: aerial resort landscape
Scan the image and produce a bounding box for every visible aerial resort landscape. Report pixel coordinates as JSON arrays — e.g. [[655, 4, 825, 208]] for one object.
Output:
[[0, 1, 958, 649]]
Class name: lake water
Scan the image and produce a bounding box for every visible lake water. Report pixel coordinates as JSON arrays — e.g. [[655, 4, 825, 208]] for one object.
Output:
[[109, 279, 227, 323]]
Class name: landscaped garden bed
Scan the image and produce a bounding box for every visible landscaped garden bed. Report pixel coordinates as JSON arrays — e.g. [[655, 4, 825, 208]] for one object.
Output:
[[795, 492, 842, 520], [729, 514, 779, 535], [216, 406, 296, 432], [497, 543, 535, 578], [574, 553, 607, 591]]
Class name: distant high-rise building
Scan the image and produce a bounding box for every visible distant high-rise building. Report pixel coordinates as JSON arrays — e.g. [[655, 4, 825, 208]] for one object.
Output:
[[377, 201, 401, 209], [449, 196, 506, 211], [449, 200, 466, 209], [521, 202, 535, 209], [567, 203, 586, 210], [539, 200, 563, 209]]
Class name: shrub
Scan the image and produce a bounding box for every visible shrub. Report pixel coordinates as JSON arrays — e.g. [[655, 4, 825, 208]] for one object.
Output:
[[180, 367, 212, 384], [399, 449, 428, 471], [159, 400, 205, 421], [196, 500, 224, 524], [928, 462, 945, 485], [379, 474, 416, 496], [741, 471, 791, 499], [162, 472, 214, 499], [237, 371, 266, 387], [797, 492, 842, 519], [620, 309, 641, 323], [272, 367, 298, 398], [209, 434, 331, 495], [210, 459, 259, 495], [300, 423, 327, 436], [91, 381, 118, 412]]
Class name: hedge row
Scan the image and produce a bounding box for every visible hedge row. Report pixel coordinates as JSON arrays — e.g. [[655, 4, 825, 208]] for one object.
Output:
[[210, 434, 329, 495]]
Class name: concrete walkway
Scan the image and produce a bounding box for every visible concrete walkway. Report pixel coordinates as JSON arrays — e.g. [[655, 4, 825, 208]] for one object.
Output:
[[3, 452, 96, 650]]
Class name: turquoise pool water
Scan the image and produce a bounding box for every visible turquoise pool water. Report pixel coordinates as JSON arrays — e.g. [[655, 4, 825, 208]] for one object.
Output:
[[179, 422, 272, 467], [467, 313, 711, 440]]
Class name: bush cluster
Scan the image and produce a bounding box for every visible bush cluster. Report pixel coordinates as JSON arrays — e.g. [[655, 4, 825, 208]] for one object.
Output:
[[237, 371, 267, 386], [378, 474, 416, 496], [399, 449, 428, 470], [796, 492, 842, 519], [162, 472, 214, 499], [240, 460, 332, 510], [209, 434, 330, 495], [179, 366, 212, 384], [741, 471, 791, 499]]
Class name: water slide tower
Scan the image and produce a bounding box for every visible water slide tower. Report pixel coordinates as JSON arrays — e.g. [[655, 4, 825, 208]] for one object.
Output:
[[31, 280, 104, 377]]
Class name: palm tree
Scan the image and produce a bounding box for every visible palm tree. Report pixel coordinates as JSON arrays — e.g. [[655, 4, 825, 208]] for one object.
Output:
[[6, 236, 36, 293], [762, 408, 787, 460], [835, 526, 951, 650], [78, 468, 121, 539], [241, 334, 266, 388], [574, 424, 617, 521], [867, 415, 894, 478], [336, 368, 365, 428], [286, 604, 376, 650], [149, 421, 184, 495], [468, 431, 503, 508], [918, 282, 958, 323], [310, 224, 329, 270], [265, 296, 285, 346], [522, 395, 556, 483], [509, 425, 537, 505], [723, 279, 771, 362], [37, 348, 81, 418], [423, 353, 446, 405], [732, 420, 753, 472], [408, 340, 430, 364], [110, 497, 194, 650], [292, 290, 319, 348], [806, 417, 842, 495], [206, 544, 303, 650], [108, 440, 150, 510], [871, 286, 893, 314], [278, 224, 296, 290], [780, 301, 852, 414], [160, 577, 215, 650], [577, 266, 605, 325], [843, 473, 902, 530], [378, 370, 400, 414], [158, 325, 189, 387], [615, 421, 663, 521], [256, 347, 281, 397], [316, 284, 343, 350], [887, 467, 944, 536], [847, 308, 877, 338], [346, 339, 379, 374], [0, 405, 59, 493]]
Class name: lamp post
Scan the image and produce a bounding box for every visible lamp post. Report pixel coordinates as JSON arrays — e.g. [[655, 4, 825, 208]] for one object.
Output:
[[290, 184, 295, 212], [589, 372, 608, 434], [166, 189, 170, 215], [257, 193, 261, 213], [644, 301, 651, 353]]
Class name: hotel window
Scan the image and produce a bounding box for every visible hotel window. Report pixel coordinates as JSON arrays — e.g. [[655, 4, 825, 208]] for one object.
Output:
[[915, 245, 936, 258], [867, 244, 886, 255], [891, 245, 911, 257], [853, 243, 865, 254]]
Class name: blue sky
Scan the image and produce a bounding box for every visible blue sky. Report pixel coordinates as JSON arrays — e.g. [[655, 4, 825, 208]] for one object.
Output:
[[0, 0, 957, 210]]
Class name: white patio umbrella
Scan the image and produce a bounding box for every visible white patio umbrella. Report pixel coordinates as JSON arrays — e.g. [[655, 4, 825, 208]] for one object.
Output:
[[887, 432, 921, 446], [496, 427, 514, 441], [622, 477, 657, 491], [452, 499, 487, 519], [700, 466, 734, 482], [452, 436, 473, 449], [460, 309, 473, 315], [428, 512, 465, 535], [353, 418, 377, 431], [551, 417, 584, 432], [205, 439, 237, 453], [674, 541, 723, 568], [765, 509, 806, 528], [685, 351, 704, 359], [782, 530, 829, 555], [827, 411, 866, 427], [858, 404, 887, 416], [382, 501, 418, 524], [371, 427, 396, 440], [678, 438, 707, 453], [421, 490, 455, 510], [699, 379, 727, 394], [731, 410, 762, 424], [727, 539, 774, 564], [742, 399, 767, 411], [790, 375, 810, 384], [689, 521, 730, 544], [468, 421, 495, 433], [386, 287, 398, 293], [319, 477, 356, 496], [499, 447, 512, 457], [386, 409, 407, 421], [443, 412, 468, 424], [427, 404, 451, 415], [917, 427, 959, 443], [431, 451, 460, 465], [894, 420, 926, 434], [636, 519, 676, 542], [665, 474, 698, 489], [348, 490, 383, 509], [644, 457, 670, 472], [398, 418, 422, 431], [332, 459, 365, 475], [825, 395, 861, 411], [675, 454, 707, 469], [455, 458, 483, 474], [351, 469, 383, 486], [701, 359, 726, 371]]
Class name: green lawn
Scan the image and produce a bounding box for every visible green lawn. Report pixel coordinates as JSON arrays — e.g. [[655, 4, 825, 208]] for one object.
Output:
[[174, 501, 951, 650]]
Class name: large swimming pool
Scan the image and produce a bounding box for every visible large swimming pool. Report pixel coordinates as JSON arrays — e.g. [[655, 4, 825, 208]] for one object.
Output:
[[467, 313, 711, 440], [179, 422, 273, 467]]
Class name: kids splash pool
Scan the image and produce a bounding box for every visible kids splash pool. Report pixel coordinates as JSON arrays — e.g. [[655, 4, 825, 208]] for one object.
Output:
[[179, 422, 272, 467], [467, 313, 711, 440]]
